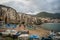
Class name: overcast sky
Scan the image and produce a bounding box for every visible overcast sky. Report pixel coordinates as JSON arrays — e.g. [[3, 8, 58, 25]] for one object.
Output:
[[0, 0, 60, 15]]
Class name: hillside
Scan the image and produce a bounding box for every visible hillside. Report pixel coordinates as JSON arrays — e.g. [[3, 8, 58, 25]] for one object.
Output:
[[36, 12, 60, 19]]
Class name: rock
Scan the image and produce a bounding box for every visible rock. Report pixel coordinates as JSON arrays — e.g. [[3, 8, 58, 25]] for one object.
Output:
[[0, 5, 19, 23]]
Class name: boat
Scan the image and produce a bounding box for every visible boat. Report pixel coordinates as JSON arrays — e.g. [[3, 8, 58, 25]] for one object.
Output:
[[10, 29, 17, 36], [18, 30, 29, 40], [29, 34, 40, 40], [2, 29, 11, 36]]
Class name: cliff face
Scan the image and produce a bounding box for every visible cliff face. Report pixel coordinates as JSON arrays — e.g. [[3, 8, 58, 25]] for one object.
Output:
[[0, 5, 36, 24], [0, 5, 18, 23], [0, 5, 41, 24]]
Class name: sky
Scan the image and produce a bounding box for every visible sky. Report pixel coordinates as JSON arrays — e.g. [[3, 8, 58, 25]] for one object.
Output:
[[0, 0, 60, 15]]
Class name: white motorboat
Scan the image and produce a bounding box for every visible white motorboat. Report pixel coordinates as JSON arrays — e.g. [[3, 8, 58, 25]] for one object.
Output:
[[18, 30, 29, 40], [10, 30, 17, 35], [2, 29, 11, 36]]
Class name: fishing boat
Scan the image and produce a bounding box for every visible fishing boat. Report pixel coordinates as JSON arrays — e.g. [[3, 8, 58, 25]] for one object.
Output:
[[2, 29, 11, 36], [18, 30, 29, 40]]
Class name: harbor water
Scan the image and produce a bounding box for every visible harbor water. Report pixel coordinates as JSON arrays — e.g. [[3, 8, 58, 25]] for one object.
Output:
[[42, 23, 60, 32]]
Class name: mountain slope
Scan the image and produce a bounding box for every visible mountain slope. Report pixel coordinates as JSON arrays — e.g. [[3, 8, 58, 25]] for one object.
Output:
[[36, 12, 60, 19]]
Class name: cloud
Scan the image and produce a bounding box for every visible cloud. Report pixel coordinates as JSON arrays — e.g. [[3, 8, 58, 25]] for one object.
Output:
[[0, 0, 60, 15], [0, 0, 10, 4], [31, 0, 60, 13], [2, 0, 39, 14]]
